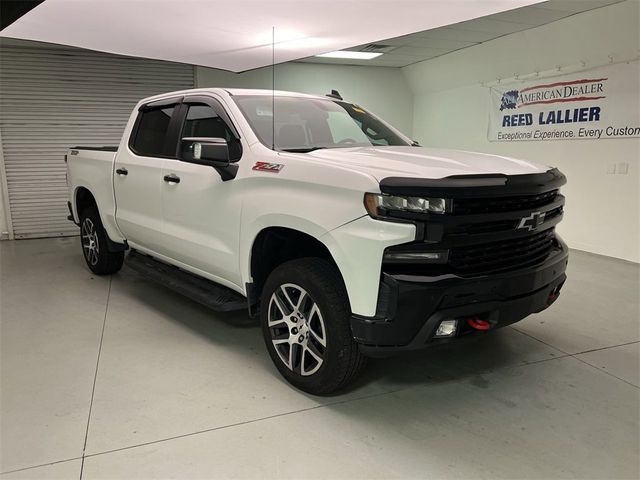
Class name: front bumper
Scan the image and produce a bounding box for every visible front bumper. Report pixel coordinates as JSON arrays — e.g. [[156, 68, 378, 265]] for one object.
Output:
[[352, 239, 568, 356]]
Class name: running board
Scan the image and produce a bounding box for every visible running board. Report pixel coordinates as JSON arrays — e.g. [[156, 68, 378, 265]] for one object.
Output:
[[125, 250, 246, 312]]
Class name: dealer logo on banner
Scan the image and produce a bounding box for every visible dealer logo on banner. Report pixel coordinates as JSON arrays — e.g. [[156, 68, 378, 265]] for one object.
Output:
[[488, 60, 639, 141]]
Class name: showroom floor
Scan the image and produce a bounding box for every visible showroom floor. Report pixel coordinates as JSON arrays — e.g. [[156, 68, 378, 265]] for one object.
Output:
[[1, 237, 638, 479]]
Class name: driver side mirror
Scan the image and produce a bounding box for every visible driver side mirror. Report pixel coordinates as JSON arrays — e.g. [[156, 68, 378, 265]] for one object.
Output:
[[180, 137, 229, 167]]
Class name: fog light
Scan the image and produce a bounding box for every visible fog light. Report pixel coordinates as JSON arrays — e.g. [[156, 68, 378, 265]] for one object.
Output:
[[434, 319, 458, 338], [383, 250, 448, 263]]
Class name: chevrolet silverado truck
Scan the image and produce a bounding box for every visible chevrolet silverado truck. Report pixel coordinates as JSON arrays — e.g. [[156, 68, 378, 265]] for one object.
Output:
[[66, 88, 568, 395]]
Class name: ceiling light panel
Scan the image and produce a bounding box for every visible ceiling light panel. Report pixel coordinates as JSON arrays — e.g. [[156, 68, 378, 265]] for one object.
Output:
[[316, 51, 383, 60]]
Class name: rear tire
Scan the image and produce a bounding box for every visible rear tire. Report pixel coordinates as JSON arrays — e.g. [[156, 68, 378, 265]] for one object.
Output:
[[79, 206, 124, 275], [260, 258, 366, 395]]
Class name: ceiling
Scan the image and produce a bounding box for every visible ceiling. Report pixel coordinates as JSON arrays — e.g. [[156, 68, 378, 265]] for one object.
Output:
[[301, 0, 626, 67], [0, 0, 548, 72]]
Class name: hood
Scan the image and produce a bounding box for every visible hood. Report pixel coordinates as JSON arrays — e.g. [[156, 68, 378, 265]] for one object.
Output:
[[304, 146, 550, 181]]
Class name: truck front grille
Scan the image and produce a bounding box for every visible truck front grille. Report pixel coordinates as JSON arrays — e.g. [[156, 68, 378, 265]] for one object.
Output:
[[453, 190, 558, 215], [448, 229, 555, 275], [379, 169, 567, 278]]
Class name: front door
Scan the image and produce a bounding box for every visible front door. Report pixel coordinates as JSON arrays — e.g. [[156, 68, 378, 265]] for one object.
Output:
[[160, 97, 243, 289]]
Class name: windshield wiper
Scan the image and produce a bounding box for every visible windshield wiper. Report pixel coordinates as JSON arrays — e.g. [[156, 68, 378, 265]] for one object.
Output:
[[280, 147, 328, 153]]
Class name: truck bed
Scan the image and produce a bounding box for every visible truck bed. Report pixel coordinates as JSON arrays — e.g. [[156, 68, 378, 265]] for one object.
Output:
[[66, 146, 120, 240], [70, 146, 118, 152]]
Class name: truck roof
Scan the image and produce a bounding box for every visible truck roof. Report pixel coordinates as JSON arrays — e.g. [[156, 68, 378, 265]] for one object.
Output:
[[139, 87, 330, 105], [224, 88, 325, 99]]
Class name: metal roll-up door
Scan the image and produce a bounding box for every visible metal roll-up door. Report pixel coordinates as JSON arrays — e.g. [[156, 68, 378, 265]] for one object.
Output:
[[0, 43, 194, 239]]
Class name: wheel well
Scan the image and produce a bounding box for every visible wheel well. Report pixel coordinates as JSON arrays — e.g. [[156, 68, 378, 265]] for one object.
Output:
[[74, 187, 126, 253], [75, 187, 97, 216], [250, 227, 339, 301]]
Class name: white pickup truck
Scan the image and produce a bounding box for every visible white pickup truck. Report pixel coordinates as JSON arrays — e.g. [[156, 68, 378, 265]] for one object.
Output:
[[66, 88, 568, 394]]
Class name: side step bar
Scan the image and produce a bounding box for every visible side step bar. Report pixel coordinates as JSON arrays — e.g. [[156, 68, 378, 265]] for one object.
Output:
[[125, 250, 247, 312]]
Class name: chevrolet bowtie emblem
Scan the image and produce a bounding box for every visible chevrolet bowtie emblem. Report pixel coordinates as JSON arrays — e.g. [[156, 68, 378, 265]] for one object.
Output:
[[517, 211, 546, 231]]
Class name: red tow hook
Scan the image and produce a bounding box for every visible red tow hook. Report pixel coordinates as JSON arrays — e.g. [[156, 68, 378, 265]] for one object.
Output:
[[548, 285, 562, 304], [548, 281, 565, 305], [467, 317, 491, 331]]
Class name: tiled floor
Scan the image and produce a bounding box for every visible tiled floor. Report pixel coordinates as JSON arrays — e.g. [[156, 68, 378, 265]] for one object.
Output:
[[1, 238, 638, 479]]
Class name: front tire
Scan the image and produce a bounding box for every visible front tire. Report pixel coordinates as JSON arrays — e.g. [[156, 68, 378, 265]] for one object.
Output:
[[260, 258, 366, 395], [79, 206, 124, 275]]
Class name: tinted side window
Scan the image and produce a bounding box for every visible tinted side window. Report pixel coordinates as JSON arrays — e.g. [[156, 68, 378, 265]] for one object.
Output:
[[132, 106, 175, 156], [181, 104, 233, 141], [181, 103, 242, 160]]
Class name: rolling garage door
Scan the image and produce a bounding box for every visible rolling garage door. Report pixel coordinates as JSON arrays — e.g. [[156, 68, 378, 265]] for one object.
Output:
[[0, 43, 194, 239]]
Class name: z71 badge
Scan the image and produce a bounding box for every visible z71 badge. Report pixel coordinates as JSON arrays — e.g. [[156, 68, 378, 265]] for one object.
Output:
[[252, 162, 284, 173]]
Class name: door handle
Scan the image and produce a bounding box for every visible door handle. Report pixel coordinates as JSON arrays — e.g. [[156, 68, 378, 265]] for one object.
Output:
[[163, 174, 180, 184], [115, 168, 128, 176]]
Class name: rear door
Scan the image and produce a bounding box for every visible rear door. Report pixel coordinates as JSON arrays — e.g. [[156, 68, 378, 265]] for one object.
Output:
[[159, 95, 244, 288], [114, 97, 182, 254]]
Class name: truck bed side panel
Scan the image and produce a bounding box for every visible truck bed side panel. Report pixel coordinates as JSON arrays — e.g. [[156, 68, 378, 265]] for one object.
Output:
[[67, 148, 124, 244]]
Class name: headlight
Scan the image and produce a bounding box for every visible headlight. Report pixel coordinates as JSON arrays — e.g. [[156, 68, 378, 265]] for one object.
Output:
[[364, 193, 449, 218]]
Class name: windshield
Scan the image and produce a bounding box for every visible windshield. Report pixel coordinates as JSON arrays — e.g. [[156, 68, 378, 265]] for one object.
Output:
[[233, 95, 412, 152]]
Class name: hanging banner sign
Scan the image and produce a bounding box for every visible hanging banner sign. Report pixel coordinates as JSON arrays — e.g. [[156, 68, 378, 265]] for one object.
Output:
[[488, 60, 639, 141]]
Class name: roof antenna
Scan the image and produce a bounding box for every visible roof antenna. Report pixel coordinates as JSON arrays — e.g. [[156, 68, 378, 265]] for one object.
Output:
[[271, 26, 275, 151]]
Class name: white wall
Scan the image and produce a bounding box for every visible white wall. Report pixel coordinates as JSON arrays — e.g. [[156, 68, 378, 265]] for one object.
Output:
[[196, 62, 414, 137], [403, 0, 640, 263]]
